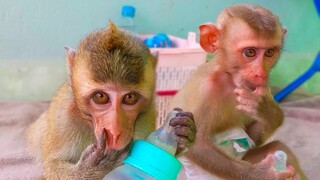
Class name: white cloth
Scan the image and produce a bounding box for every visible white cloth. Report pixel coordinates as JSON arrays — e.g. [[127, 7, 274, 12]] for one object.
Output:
[[178, 128, 255, 180]]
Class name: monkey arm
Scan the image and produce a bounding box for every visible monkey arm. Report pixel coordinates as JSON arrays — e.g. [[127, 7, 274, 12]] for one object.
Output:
[[42, 144, 130, 180], [39, 94, 126, 179], [41, 126, 110, 179], [41, 126, 129, 179], [235, 87, 284, 145], [42, 159, 104, 180], [185, 138, 285, 180], [245, 98, 284, 146]]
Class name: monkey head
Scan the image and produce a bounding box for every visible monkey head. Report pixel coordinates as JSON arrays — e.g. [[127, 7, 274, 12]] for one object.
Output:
[[199, 4, 287, 91], [65, 22, 157, 150]]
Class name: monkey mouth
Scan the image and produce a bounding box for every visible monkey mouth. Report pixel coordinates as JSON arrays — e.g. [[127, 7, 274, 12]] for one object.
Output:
[[243, 81, 258, 91]]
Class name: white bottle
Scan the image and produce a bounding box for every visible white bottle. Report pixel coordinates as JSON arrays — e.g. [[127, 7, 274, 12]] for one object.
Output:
[[104, 110, 181, 180], [116, 5, 137, 35]]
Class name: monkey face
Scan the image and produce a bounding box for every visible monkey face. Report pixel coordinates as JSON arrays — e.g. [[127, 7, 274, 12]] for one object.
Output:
[[225, 20, 283, 91], [71, 66, 154, 150], [69, 53, 155, 151], [69, 56, 156, 149], [87, 86, 150, 150], [66, 22, 156, 150]]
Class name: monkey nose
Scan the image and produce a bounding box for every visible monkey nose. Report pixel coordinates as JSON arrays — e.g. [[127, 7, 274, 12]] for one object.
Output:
[[105, 128, 121, 149], [254, 72, 267, 79], [254, 73, 268, 84]]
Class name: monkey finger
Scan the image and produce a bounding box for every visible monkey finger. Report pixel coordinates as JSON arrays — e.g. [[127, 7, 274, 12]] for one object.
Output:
[[175, 136, 194, 154], [173, 126, 196, 142], [170, 117, 196, 132], [78, 144, 96, 165], [234, 88, 256, 99], [175, 137, 189, 149], [235, 96, 250, 106], [176, 111, 194, 121], [80, 149, 104, 167], [89, 145, 108, 166], [100, 149, 118, 164], [98, 129, 107, 150], [236, 104, 254, 113], [276, 170, 295, 180], [101, 146, 130, 167], [254, 85, 270, 96], [236, 96, 259, 109], [236, 105, 259, 118], [234, 88, 251, 96]]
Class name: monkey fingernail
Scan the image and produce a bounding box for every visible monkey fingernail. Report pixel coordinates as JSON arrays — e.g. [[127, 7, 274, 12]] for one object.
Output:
[[177, 111, 194, 119], [173, 107, 183, 112]]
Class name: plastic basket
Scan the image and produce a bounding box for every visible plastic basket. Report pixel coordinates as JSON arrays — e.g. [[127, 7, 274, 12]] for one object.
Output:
[[139, 33, 207, 127]]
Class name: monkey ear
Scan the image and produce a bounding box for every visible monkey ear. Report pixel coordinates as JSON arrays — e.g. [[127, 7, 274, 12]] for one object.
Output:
[[64, 46, 76, 74], [282, 28, 287, 36], [199, 23, 220, 53], [281, 27, 287, 42]]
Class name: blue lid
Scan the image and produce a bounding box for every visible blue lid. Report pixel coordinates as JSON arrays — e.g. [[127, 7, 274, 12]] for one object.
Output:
[[123, 140, 181, 180], [122, 5, 135, 17], [144, 34, 173, 48]]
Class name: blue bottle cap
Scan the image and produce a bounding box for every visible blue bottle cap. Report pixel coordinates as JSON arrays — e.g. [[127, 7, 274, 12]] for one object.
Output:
[[123, 140, 181, 180], [122, 5, 135, 18]]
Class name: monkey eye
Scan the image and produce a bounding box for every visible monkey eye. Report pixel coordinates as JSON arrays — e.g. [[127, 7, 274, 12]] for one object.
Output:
[[243, 48, 256, 58], [265, 49, 275, 57], [122, 92, 139, 105], [92, 92, 110, 104]]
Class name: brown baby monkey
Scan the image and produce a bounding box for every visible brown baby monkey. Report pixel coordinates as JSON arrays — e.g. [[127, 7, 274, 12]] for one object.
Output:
[[170, 4, 306, 180], [26, 22, 196, 179]]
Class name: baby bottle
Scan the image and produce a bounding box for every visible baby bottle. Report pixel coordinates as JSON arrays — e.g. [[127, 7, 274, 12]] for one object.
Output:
[[104, 110, 181, 180]]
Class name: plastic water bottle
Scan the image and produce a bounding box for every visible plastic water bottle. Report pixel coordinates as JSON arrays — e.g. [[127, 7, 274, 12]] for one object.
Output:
[[116, 5, 137, 35], [273, 150, 287, 171], [104, 110, 181, 180]]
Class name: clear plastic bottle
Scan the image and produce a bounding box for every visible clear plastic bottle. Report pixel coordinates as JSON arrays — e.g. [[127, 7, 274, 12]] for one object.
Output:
[[116, 5, 137, 35], [146, 110, 178, 154], [104, 110, 181, 180], [273, 150, 287, 171]]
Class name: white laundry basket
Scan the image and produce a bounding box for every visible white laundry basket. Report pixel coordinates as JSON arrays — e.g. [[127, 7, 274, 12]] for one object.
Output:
[[140, 33, 207, 127]]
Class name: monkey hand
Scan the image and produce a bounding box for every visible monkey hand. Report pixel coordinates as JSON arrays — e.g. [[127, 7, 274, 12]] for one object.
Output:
[[234, 86, 283, 124], [169, 107, 196, 156], [252, 154, 295, 180], [77, 131, 130, 173]]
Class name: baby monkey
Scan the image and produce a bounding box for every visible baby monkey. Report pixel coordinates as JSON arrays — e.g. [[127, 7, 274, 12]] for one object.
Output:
[[26, 22, 196, 179], [170, 4, 306, 180]]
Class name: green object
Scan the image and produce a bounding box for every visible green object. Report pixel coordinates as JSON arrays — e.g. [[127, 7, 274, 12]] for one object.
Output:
[[123, 140, 181, 180], [218, 138, 250, 157]]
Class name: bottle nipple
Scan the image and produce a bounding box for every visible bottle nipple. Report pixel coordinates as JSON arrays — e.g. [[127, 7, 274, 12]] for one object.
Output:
[[273, 150, 287, 171], [146, 110, 179, 155]]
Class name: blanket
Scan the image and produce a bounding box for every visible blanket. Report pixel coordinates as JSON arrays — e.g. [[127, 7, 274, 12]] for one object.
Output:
[[0, 97, 319, 179]]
